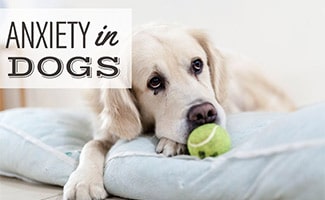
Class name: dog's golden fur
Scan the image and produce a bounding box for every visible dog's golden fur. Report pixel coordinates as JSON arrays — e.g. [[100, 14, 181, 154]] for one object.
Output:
[[64, 25, 295, 200]]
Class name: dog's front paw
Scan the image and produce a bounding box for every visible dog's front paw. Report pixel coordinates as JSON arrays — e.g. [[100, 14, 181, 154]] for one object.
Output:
[[63, 168, 108, 200], [156, 137, 187, 156]]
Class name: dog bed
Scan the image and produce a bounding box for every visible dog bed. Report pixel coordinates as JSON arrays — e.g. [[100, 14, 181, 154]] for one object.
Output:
[[1, 103, 325, 199]]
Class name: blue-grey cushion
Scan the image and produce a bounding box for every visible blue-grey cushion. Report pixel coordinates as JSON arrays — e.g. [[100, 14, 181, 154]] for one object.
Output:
[[1, 103, 325, 200], [0, 108, 93, 185], [104, 103, 325, 200]]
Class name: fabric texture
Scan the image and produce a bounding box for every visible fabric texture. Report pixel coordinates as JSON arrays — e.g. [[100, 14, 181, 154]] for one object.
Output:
[[0, 108, 93, 185], [0, 104, 325, 200]]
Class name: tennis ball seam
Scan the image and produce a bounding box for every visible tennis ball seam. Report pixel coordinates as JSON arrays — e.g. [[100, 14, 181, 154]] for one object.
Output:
[[188, 125, 218, 148]]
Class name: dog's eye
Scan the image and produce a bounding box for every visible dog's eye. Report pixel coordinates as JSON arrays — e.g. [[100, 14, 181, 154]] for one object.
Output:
[[191, 58, 203, 75], [148, 76, 164, 95], [148, 76, 162, 89]]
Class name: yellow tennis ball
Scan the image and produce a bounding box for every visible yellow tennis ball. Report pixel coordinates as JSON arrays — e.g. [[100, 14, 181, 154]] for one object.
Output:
[[187, 123, 231, 159]]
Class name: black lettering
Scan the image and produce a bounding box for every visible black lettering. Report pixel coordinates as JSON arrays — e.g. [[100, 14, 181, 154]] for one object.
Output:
[[8, 57, 34, 78], [67, 22, 78, 48], [96, 56, 120, 78], [95, 26, 119, 46], [56, 22, 66, 48], [6, 22, 20, 48], [36, 21, 48, 48], [49, 22, 53, 48], [37, 56, 63, 78], [67, 56, 92, 78], [22, 22, 34, 48], [78, 21, 90, 48]]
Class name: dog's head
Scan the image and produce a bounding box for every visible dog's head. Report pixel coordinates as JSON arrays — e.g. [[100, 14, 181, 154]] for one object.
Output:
[[101, 25, 228, 144]]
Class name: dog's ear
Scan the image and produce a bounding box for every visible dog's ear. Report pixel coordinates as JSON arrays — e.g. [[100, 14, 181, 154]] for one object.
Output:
[[98, 88, 142, 140], [189, 29, 228, 104]]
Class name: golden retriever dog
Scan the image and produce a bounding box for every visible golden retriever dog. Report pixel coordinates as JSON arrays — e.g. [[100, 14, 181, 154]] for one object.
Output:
[[63, 24, 295, 200]]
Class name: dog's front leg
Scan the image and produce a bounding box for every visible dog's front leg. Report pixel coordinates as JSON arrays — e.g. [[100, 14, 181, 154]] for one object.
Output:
[[63, 139, 112, 200]]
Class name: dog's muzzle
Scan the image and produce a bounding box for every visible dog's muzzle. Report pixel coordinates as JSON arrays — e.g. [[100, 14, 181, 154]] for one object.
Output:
[[187, 102, 218, 134]]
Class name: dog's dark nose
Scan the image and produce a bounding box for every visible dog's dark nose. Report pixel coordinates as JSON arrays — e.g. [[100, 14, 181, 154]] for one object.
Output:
[[187, 102, 217, 126]]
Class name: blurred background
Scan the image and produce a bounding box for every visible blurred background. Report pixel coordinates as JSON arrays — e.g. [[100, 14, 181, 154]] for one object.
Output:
[[1, 0, 325, 110]]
